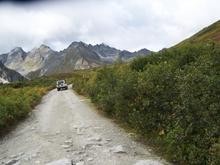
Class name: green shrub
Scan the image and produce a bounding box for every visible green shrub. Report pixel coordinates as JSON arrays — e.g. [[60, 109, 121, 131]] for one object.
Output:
[[70, 42, 220, 164], [0, 77, 53, 133]]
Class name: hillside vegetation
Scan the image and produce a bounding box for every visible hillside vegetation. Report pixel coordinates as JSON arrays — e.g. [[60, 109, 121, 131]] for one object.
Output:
[[178, 20, 220, 47], [0, 78, 55, 134], [69, 41, 220, 164]]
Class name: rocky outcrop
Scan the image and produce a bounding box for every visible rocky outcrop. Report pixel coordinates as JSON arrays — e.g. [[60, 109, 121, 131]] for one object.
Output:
[[0, 62, 26, 83]]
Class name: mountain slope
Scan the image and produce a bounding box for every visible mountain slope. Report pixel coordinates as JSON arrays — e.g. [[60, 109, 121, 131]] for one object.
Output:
[[0, 53, 8, 64], [22, 45, 60, 76], [190, 20, 220, 43], [0, 62, 26, 83], [27, 42, 104, 78], [177, 20, 220, 47]]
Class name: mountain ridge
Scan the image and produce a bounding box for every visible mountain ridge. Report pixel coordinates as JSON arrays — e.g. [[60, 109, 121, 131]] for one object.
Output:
[[0, 42, 151, 78]]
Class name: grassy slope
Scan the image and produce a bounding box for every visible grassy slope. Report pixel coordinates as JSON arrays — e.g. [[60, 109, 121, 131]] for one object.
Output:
[[176, 20, 220, 47]]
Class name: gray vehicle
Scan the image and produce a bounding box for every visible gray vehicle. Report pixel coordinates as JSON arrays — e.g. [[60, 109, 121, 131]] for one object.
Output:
[[56, 80, 68, 91]]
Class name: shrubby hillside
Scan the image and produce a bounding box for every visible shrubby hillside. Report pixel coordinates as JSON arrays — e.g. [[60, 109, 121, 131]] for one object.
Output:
[[70, 41, 220, 164]]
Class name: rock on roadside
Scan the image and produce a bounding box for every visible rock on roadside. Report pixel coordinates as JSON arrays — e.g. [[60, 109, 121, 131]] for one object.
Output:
[[46, 158, 70, 165], [134, 160, 164, 165], [111, 145, 127, 154]]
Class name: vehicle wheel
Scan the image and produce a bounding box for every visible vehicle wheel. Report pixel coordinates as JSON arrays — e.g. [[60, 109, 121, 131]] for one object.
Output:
[[57, 88, 60, 91]]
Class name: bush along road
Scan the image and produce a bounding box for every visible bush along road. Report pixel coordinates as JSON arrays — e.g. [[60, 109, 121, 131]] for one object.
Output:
[[70, 42, 220, 165]]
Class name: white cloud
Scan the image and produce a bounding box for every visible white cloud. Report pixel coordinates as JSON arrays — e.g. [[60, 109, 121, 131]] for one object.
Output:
[[0, 0, 219, 54]]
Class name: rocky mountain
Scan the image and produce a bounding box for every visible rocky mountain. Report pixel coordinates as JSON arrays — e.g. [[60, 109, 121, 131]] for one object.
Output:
[[0, 45, 61, 76], [0, 42, 151, 78], [88, 43, 120, 63], [23, 45, 60, 76], [27, 42, 105, 78], [0, 62, 26, 83], [3, 47, 27, 75], [0, 53, 8, 64], [89, 43, 151, 61], [119, 48, 151, 61]]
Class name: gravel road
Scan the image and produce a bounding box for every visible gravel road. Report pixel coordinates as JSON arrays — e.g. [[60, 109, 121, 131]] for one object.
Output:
[[0, 86, 170, 165]]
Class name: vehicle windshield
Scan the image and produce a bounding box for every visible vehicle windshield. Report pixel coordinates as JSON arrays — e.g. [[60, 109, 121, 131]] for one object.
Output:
[[57, 80, 65, 85]]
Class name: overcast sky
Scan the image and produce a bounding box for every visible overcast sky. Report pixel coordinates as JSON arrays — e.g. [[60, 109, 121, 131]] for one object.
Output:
[[0, 0, 219, 54]]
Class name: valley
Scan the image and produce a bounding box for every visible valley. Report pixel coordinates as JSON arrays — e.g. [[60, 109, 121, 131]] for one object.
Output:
[[0, 19, 219, 165]]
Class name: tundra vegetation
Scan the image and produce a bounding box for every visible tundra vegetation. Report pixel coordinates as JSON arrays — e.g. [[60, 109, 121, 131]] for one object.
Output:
[[0, 77, 55, 134], [70, 42, 220, 165]]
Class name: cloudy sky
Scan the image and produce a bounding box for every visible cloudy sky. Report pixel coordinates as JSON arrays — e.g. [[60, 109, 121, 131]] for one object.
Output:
[[0, 0, 219, 54]]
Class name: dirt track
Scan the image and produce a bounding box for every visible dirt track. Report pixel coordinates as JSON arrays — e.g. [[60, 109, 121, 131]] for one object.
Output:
[[0, 86, 169, 165]]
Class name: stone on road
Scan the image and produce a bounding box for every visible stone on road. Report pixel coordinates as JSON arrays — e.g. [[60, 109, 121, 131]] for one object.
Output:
[[134, 160, 164, 165], [0, 86, 170, 165], [46, 158, 70, 165], [111, 145, 127, 154]]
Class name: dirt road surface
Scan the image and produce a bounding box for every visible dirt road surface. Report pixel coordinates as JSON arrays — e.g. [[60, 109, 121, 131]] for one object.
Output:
[[0, 86, 170, 165]]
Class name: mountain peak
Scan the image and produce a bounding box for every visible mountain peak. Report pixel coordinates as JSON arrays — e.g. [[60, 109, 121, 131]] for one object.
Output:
[[30, 44, 52, 54], [94, 43, 113, 49], [100, 43, 109, 47], [8, 47, 26, 60], [11, 47, 25, 53], [39, 44, 50, 49], [136, 48, 150, 54], [38, 45, 54, 52], [68, 41, 87, 48]]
